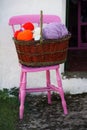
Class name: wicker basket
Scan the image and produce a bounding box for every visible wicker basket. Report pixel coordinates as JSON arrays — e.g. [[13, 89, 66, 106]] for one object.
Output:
[[13, 34, 71, 67], [13, 11, 71, 67]]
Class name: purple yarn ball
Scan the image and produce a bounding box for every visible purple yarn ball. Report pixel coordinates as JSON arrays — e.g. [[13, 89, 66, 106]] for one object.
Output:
[[42, 22, 68, 39]]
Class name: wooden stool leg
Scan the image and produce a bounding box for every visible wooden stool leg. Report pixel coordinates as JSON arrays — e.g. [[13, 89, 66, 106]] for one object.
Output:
[[46, 70, 51, 104], [19, 71, 26, 119], [56, 68, 68, 115], [19, 71, 23, 101]]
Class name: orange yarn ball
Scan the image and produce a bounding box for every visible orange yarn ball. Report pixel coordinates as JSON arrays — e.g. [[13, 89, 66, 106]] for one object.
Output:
[[17, 30, 33, 41]]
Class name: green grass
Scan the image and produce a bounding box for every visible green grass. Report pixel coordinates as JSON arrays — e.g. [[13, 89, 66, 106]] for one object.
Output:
[[0, 88, 19, 130]]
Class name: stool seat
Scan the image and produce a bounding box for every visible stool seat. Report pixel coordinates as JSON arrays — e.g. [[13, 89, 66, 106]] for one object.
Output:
[[9, 14, 68, 119]]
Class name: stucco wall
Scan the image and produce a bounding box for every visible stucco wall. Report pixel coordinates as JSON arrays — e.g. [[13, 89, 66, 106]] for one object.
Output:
[[0, 0, 66, 89], [0, 0, 87, 94]]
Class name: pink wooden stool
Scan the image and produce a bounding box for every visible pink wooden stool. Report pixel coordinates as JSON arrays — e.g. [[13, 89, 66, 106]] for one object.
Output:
[[9, 14, 68, 119]]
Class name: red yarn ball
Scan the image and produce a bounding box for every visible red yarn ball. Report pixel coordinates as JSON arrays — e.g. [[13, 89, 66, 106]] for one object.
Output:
[[22, 22, 34, 31], [14, 30, 22, 38]]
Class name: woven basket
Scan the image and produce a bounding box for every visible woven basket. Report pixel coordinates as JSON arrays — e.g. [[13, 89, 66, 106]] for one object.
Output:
[[13, 11, 71, 67], [13, 34, 71, 67]]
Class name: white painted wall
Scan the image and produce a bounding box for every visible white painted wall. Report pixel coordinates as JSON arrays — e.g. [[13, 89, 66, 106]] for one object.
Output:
[[0, 0, 66, 89], [1, 0, 87, 94]]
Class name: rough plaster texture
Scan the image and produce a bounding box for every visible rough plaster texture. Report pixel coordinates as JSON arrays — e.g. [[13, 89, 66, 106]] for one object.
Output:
[[1, 0, 87, 94], [0, 0, 65, 89]]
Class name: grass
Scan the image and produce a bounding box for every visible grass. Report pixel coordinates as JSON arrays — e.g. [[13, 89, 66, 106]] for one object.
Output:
[[0, 88, 19, 130]]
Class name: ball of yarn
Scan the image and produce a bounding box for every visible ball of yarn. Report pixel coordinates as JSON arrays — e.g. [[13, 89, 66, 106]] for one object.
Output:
[[42, 22, 68, 39], [22, 22, 34, 31], [17, 30, 33, 41], [14, 29, 22, 38], [33, 27, 40, 40]]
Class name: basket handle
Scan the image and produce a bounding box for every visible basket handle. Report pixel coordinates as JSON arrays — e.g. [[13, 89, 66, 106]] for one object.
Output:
[[40, 10, 43, 44]]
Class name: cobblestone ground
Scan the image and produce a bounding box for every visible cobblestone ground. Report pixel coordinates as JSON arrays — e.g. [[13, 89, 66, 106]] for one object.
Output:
[[16, 93, 87, 130]]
